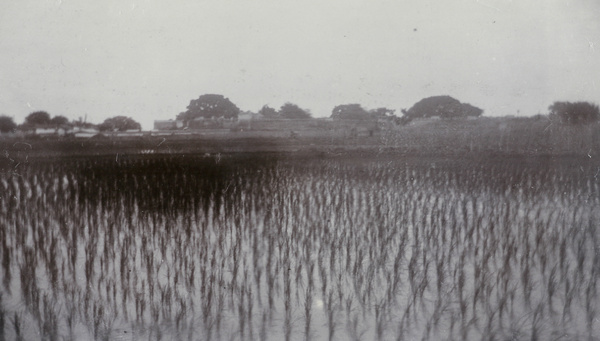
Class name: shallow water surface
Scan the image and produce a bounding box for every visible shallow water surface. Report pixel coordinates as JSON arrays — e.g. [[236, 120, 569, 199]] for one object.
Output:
[[1, 154, 599, 340]]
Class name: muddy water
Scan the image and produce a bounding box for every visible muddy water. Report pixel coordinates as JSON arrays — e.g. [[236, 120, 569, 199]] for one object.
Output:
[[0, 154, 599, 340]]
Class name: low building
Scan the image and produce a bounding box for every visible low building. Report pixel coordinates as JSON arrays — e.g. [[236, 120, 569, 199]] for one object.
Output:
[[34, 127, 70, 136], [73, 127, 100, 138], [154, 120, 183, 130], [188, 117, 236, 129]]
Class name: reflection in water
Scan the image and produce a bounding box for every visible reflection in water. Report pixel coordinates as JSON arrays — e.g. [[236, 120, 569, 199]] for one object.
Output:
[[0, 154, 599, 340]]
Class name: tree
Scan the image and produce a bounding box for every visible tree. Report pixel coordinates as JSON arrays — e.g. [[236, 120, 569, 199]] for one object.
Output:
[[258, 105, 279, 118], [177, 94, 240, 125], [549, 101, 599, 125], [25, 111, 52, 126], [279, 103, 311, 119], [0, 115, 17, 133], [331, 104, 372, 120], [50, 115, 70, 126], [401, 96, 483, 121], [72, 116, 97, 129], [98, 116, 141, 132], [460, 103, 484, 118]]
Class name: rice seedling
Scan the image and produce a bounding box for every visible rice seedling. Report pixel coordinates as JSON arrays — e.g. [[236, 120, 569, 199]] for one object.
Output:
[[0, 294, 5, 341], [0, 153, 598, 339], [12, 313, 24, 341]]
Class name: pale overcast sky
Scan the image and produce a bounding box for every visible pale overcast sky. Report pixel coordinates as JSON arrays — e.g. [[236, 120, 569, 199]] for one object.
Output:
[[1, 0, 598, 129]]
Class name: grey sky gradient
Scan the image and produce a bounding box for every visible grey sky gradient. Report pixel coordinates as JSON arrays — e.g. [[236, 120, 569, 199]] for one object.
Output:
[[1, 0, 598, 129]]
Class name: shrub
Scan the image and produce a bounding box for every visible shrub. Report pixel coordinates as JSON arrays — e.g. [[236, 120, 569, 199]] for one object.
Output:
[[25, 111, 52, 126], [0, 116, 17, 133], [402, 96, 483, 121], [548, 101, 599, 125], [98, 116, 141, 132], [178, 94, 240, 124], [331, 104, 372, 120], [258, 105, 279, 118], [279, 103, 311, 119]]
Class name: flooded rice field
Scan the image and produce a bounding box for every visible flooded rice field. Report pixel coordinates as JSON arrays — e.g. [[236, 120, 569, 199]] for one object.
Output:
[[1, 153, 599, 340]]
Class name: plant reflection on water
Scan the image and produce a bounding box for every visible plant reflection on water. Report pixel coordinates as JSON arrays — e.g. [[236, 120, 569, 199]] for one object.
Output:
[[0, 154, 599, 340]]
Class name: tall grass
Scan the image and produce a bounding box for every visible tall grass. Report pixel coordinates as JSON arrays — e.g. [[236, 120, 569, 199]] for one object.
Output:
[[0, 153, 598, 339]]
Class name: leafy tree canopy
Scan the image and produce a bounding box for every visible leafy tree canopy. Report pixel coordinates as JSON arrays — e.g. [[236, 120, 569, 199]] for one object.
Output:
[[460, 103, 484, 118], [72, 116, 97, 129], [331, 104, 372, 120], [402, 96, 483, 120], [0, 115, 17, 133], [279, 103, 311, 119], [177, 94, 240, 124], [50, 115, 70, 126], [549, 101, 599, 125], [258, 105, 279, 118], [25, 111, 52, 126], [98, 116, 141, 132]]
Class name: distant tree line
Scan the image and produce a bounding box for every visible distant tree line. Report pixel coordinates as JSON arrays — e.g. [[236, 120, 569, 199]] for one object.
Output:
[[330, 104, 396, 120], [258, 103, 312, 119], [0, 110, 142, 135], [93, 92, 599, 130], [328, 96, 482, 124], [173, 94, 314, 128], [2, 94, 599, 136], [21, 111, 71, 129]]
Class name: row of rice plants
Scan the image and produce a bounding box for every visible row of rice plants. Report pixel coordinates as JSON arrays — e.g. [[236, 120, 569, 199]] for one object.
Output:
[[0, 154, 598, 340]]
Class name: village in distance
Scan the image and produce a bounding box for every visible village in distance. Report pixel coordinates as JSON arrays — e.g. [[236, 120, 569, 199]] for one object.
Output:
[[0, 94, 599, 158]]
